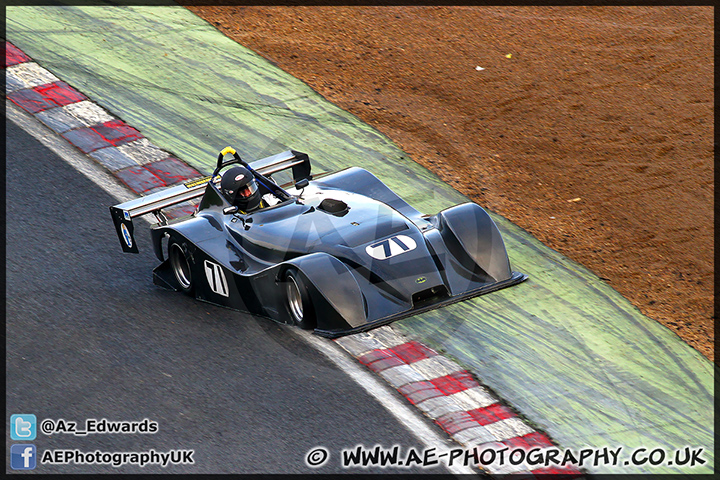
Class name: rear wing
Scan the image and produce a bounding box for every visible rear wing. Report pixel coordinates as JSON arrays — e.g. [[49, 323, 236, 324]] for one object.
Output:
[[249, 149, 311, 184], [110, 149, 311, 253], [109, 175, 213, 253]]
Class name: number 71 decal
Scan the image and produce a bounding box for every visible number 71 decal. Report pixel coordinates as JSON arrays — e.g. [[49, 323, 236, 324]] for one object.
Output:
[[366, 235, 417, 260], [204, 260, 229, 297]]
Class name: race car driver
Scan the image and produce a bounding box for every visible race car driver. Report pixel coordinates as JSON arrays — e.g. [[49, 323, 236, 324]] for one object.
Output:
[[220, 166, 267, 213]]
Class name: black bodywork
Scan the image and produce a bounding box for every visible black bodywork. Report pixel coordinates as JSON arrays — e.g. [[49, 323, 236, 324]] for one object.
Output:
[[110, 148, 526, 337]]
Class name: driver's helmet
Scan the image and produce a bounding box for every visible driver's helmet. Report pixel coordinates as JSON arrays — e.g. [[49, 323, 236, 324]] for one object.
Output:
[[220, 166, 262, 212]]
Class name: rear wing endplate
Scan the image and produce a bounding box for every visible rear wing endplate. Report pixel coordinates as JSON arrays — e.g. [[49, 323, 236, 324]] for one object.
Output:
[[110, 149, 311, 253]]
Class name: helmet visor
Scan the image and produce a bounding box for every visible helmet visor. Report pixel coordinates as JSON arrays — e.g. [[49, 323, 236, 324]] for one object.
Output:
[[237, 180, 258, 199]]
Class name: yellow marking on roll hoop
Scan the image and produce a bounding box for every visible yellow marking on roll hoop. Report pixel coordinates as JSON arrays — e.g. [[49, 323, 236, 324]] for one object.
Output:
[[221, 146, 236, 156]]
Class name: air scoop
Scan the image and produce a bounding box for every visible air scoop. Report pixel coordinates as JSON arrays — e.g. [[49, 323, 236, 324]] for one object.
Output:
[[317, 198, 350, 217]]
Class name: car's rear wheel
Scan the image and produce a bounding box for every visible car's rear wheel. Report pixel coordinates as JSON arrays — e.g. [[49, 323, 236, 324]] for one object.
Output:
[[168, 236, 194, 295], [284, 269, 316, 330]]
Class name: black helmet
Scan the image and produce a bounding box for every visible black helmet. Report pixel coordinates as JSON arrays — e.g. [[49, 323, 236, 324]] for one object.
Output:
[[220, 166, 261, 212]]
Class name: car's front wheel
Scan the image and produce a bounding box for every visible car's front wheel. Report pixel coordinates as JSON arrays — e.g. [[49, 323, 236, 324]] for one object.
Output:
[[168, 236, 194, 295], [284, 269, 316, 330]]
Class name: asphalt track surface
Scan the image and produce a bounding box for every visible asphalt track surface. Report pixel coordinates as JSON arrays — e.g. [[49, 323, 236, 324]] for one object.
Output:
[[6, 5, 715, 475], [5, 119, 461, 475]]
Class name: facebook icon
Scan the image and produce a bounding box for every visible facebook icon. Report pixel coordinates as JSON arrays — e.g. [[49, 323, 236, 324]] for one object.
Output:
[[11, 444, 36, 470]]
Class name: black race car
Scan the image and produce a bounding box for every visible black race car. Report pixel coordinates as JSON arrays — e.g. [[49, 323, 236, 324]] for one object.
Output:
[[110, 147, 526, 337]]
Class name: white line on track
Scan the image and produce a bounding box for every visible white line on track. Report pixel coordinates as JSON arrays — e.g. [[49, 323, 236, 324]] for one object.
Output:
[[7, 100, 137, 208], [7, 101, 478, 477], [298, 331, 476, 476]]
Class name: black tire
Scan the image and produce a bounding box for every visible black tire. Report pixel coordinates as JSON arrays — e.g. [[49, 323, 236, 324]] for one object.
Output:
[[168, 236, 194, 295], [284, 269, 316, 330]]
